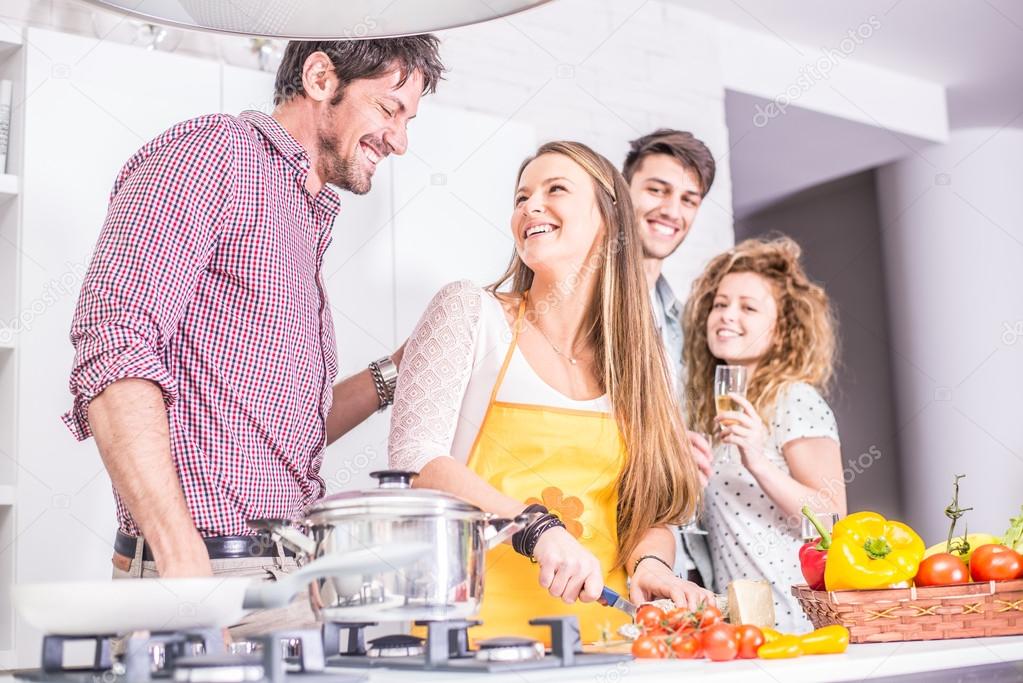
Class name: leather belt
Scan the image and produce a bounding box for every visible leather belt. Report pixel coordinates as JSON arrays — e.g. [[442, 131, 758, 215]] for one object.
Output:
[[114, 530, 296, 562]]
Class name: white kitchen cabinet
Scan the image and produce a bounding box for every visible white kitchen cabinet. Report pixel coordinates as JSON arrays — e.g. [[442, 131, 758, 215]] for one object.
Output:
[[391, 104, 534, 335]]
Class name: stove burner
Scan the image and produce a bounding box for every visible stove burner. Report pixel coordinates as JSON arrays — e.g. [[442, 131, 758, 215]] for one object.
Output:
[[170, 653, 264, 683], [367, 634, 425, 658], [475, 636, 545, 662]]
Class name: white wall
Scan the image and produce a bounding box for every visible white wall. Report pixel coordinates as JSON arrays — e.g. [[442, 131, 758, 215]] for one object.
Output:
[[876, 128, 1023, 544]]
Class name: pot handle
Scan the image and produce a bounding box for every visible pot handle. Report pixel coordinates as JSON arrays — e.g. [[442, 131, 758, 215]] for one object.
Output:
[[247, 518, 317, 556], [483, 511, 546, 551], [370, 470, 418, 489]]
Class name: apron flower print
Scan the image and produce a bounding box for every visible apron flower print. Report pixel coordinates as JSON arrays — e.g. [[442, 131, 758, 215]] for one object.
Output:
[[525, 487, 585, 539]]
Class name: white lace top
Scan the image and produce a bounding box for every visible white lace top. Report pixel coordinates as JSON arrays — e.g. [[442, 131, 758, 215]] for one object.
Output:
[[389, 281, 610, 473], [703, 382, 840, 633]]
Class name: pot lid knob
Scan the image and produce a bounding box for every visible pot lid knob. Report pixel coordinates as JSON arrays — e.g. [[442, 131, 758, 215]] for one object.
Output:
[[370, 470, 418, 489]]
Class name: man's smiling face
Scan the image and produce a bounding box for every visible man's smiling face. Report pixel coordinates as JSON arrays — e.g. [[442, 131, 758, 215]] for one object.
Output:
[[316, 66, 423, 194], [628, 153, 705, 260]]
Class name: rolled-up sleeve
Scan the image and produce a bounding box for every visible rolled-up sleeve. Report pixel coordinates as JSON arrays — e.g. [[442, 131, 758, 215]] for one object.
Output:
[[62, 117, 238, 440]]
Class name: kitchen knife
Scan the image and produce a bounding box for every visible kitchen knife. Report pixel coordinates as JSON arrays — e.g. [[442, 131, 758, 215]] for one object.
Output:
[[598, 586, 637, 617]]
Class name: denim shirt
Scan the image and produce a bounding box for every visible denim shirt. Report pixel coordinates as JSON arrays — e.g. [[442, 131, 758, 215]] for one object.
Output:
[[650, 274, 684, 393]]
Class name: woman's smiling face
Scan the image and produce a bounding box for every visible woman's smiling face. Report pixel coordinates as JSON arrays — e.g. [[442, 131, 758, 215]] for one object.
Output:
[[512, 153, 605, 279], [706, 271, 779, 366]]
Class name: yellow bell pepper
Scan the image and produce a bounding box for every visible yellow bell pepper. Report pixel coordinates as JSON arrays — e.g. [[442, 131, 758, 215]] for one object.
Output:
[[799, 625, 850, 654], [757, 635, 804, 659], [760, 627, 783, 644], [824, 511, 925, 590]]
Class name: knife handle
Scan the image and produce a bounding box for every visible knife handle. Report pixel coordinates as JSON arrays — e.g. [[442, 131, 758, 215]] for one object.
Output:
[[597, 586, 619, 607]]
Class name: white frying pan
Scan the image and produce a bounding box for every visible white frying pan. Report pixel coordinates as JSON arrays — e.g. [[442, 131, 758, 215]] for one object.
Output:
[[14, 543, 429, 636]]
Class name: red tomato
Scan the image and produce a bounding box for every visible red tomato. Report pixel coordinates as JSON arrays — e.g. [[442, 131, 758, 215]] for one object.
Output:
[[700, 623, 739, 662], [970, 544, 1023, 582], [635, 604, 666, 631], [735, 624, 765, 659], [915, 553, 969, 586], [670, 635, 703, 659], [631, 634, 669, 659], [665, 607, 693, 631], [697, 604, 723, 628]]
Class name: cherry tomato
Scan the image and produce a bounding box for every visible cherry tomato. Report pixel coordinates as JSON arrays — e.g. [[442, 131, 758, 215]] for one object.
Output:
[[915, 553, 969, 586], [970, 544, 1023, 582], [700, 623, 739, 662], [665, 607, 693, 631], [735, 624, 766, 659], [697, 604, 722, 628], [635, 604, 666, 631], [631, 634, 669, 659], [670, 635, 703, 659]]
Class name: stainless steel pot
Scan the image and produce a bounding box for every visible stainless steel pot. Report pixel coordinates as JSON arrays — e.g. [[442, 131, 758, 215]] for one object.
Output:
[[249, 470, 535, 623]]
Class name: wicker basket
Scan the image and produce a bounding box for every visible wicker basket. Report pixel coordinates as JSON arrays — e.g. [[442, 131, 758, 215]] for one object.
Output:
[[792, 579, 1023, 643]]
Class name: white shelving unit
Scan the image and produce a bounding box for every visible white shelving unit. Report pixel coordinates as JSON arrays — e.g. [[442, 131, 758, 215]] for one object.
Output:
[[0, 28, 24, 668], [0, 174, 19, 197]]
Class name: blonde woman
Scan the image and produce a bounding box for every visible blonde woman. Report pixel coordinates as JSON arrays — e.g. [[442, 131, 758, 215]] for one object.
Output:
[[682, 236, 846, 632], [389, 141, 709, 643]]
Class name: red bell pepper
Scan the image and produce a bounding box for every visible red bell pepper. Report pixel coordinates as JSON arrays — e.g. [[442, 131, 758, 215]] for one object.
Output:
[[799, 506, 831, 590]]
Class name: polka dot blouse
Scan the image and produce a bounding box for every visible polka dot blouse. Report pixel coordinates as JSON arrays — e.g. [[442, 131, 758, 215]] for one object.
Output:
[[703, 382, 840, 633]]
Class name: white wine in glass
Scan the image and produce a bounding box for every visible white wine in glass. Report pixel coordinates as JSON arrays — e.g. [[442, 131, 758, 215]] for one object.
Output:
[[714, 365, 748, 464]]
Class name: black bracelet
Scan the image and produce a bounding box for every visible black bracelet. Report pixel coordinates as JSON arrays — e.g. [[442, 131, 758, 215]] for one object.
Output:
[[523, 515, 565, 559], [512, 504, 549, 556], [633, 554, 674, 575]]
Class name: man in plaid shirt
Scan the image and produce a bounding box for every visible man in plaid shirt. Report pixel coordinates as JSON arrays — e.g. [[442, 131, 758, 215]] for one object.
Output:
[[63, 38, 445, 633]]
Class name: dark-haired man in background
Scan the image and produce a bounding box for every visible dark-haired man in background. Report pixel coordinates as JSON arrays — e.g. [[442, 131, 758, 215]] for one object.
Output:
[[623, 129, 717, 589], [63, 38, 444, 634]]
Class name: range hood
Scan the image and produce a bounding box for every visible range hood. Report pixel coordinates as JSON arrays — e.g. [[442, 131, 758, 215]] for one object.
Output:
[[79, 1, 555, 39]]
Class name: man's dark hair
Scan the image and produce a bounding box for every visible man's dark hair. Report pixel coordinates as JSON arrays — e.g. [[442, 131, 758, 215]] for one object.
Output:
[[274, 36, 445, 106], [623, 129, 716, 197]]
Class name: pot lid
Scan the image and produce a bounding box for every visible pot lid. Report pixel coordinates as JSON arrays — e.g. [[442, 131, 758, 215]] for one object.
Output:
[[79, 1, 555, 39], [307, 470, 482, 516]]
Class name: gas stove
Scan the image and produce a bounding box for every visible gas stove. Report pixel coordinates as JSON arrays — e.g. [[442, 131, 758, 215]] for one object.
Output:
[[13, 615, 629, 681], [322, 616, 629, 672], [13, 628, 361, 683]]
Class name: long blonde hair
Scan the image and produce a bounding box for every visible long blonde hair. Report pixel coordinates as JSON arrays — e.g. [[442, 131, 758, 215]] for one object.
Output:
[[490, 141, 701, 569], [683, 236, 837, 434]]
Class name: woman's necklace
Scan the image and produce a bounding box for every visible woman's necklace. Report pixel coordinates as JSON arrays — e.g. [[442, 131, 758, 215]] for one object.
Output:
[[530, 320, 578, 365]]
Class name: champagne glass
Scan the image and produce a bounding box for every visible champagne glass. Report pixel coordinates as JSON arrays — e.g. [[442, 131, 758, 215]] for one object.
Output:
[[714, 365, 748, 464], [801, 511, 840, 543]]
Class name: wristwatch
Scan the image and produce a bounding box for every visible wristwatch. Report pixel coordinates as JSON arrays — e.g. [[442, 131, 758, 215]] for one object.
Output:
[[369, 356, 399, 411]]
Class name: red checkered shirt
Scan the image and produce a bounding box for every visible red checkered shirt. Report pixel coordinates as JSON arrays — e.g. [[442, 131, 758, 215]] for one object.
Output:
[[63, 111, 341, 537]]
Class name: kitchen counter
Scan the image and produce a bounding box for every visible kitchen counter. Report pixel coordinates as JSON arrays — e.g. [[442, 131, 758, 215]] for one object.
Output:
[[3, 634, 1020, 682], [331, 635, 1023, 683]]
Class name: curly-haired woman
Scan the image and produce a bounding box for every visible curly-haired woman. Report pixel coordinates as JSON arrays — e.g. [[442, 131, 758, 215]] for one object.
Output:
[[682, 236, 846, 632]]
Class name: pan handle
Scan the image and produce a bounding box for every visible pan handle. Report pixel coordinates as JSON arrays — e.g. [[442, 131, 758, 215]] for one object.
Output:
[[242, 542, 431, 610], [247, 518, 317, 556]]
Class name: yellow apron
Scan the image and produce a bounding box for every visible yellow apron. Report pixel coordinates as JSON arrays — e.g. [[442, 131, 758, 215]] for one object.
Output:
[[465, 296, 630, 645]]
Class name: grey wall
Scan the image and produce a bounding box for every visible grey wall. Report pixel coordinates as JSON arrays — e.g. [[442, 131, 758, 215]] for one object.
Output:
[[735, 171, 903, 518]]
